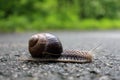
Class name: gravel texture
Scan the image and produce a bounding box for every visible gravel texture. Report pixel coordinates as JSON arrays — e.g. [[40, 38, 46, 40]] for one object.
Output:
[[0, 31, 120, 80]]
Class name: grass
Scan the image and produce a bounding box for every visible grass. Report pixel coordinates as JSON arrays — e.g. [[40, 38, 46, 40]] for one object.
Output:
[[0, 17, 120, 33]]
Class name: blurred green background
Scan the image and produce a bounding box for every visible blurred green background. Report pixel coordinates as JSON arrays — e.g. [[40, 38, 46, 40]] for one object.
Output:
[[0, 0, 120, 32]]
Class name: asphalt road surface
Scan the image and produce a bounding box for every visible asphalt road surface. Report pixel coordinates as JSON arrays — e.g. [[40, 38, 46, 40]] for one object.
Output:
[[0, 31, 120, 80]]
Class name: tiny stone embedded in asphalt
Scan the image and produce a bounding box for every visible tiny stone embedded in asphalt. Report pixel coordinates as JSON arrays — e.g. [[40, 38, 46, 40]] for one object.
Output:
[[0, 31, 120, 80]]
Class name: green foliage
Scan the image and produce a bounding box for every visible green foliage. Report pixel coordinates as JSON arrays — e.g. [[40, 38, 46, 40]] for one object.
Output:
[[0, 0, 120, 32]]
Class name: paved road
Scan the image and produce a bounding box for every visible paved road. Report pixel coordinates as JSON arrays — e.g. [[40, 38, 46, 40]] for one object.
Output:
[[0, 31, 120, 80]]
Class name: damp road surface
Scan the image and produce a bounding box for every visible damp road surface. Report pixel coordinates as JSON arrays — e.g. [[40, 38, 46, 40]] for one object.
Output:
[[0, 31, 120, 80]]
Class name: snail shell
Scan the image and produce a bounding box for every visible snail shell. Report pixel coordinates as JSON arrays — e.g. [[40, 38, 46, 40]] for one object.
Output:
[[29, 33, 63, 58], [28, 33, 93, 63]]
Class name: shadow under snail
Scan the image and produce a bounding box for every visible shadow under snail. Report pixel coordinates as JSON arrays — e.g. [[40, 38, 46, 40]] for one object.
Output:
[[22, 33, 94, 63]]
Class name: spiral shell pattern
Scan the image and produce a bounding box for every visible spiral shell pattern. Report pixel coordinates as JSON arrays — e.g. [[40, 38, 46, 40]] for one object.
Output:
[[29, 33, 63, 58]]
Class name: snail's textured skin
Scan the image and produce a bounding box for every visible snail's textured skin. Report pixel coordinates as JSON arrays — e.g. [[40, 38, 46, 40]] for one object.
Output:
[[23, 50, 92, 63], [61, 50, 92, 62], [28, 33, 93, 63]]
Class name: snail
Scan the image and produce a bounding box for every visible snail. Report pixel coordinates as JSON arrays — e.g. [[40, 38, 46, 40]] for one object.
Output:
[[20, 33, 96, 63]]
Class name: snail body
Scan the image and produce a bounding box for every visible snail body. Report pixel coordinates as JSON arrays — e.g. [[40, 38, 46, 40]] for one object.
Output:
[[27, 33, 93, 63]]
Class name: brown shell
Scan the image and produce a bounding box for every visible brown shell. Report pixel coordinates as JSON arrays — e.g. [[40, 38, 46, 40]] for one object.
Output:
[[29, 33, 63, 58]]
